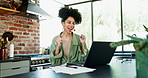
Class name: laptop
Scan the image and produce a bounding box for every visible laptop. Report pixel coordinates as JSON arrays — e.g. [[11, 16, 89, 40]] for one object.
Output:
[[83, 41, 116, 68], [67, 41, 116, 68]]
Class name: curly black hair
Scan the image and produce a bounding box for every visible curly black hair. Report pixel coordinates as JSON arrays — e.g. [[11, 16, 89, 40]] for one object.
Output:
[[58, 7, 82, 24]]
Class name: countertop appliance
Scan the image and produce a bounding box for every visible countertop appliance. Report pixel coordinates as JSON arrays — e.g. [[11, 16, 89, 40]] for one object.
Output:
[[14, 54, 51, 71]]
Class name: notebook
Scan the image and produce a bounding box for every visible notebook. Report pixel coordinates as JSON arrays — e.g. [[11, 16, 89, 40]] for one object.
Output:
[[67, 41, 116, 68]]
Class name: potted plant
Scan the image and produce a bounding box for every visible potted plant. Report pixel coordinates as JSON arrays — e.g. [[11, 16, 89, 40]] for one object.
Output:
[[110, 25, 148, 78]]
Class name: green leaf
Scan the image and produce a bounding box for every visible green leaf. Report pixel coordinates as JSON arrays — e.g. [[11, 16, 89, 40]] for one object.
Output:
[[126, 35, 144, 42], [110, 40, 138, 48], [143, 25, 148, 32], [0, 42, 2, 47]]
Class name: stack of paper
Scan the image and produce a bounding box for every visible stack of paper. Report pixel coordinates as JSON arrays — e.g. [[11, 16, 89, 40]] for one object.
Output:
[[50, 65, 96, 75]]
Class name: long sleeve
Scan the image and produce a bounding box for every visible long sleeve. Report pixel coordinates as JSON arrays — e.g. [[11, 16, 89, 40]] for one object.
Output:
[[49, 35, 64, 66], [80, 43, 88, 61]]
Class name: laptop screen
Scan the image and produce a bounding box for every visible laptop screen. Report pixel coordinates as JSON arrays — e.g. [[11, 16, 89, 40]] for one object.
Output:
[[84, 41, 116, 68]]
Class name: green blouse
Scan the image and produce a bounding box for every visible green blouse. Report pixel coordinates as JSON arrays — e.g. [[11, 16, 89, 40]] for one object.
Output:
[[49, 33, 88, 66]]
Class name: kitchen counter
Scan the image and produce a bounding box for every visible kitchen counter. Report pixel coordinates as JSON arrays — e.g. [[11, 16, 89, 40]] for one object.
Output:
[[3, 57, 137, 78], [0, 57, 30, 63]]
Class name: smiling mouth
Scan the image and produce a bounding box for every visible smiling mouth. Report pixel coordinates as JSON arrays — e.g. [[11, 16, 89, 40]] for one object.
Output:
[[68, 27, 73, 30], [68, 27, 75, 31]]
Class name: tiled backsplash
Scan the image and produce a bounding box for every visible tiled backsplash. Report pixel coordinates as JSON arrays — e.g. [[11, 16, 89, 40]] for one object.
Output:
[[0, 14, 40, 54]]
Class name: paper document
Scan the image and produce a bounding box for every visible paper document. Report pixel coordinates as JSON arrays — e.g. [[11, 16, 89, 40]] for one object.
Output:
[[50, 65, 96, 75]]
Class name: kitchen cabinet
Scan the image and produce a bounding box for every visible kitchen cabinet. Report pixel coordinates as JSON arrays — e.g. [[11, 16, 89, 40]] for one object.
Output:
[[0, 58, 30, 77]]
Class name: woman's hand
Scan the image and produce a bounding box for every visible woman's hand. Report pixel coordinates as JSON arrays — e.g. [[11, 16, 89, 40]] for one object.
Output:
[[54, 37, 62, 56], [80, 34, 86, 54], [56, 37, 62, 48], [80, 34, 86, 45]]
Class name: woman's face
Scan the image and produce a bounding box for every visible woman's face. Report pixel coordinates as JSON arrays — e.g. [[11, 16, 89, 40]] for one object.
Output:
[[62, 16, 75, 34]]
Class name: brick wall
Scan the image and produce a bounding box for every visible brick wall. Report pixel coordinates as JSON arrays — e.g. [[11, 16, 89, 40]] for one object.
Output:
[[0, 14, 40, 55]]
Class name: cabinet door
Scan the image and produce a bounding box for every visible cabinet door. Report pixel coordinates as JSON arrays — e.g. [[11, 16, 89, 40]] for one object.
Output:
[[0, 60, 30, 77], [0, 66, 29, 77], [0, 60, 30, 70]]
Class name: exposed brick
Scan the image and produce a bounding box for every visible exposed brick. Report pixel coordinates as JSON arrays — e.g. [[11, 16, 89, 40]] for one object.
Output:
[[19, 36, 28, 39], [4, 22, 14, 26], [19, 20, 26, 24], [27, 22, 34, 25], [23, 47, 29, 50], [18, 28, 27, 31], [36, 47, 40, 50], [27, 43, 33, 46], [12, 19, 19, 23], [29, 26, 36, 29], [34, 30, 39, 33], [0, 30, 5, 34], [9, 27, 17, 30], [23, 32, 29, 35], [13, 35, 19, 38], [37, 20, 40, 23], [37, 34, 40, 36], [14, 23, 22, 27], [14, 32, 22, 35], [18, 43, 25, 46], [23, 25, 29, 28], [21, 39, 30, 42], [0, 21, 3, 24], [15, 47, 22, 50], [0, 17, 7, 20], [14, 16, 28, 20], [37, 27, 40, 29], [30, 47, 36, 49], [26, 51, 33, 54], [34, 51, 40, 54], [19, 51, 26, 54], [31, 40, 36, 43], [0, 14, 40, 55], [34, 43, 40, 46], [31, 33, 36, 36], [5, 15, 13, 18], [28, 29, 33, 32], [27, 19, 33, 22], [14, 39, 21, 42], [34, 37, 39, 39], [0, 26, 9, 29]]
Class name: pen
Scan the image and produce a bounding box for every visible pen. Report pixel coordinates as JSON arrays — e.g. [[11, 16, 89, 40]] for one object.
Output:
[[66, 65, 78, 69]]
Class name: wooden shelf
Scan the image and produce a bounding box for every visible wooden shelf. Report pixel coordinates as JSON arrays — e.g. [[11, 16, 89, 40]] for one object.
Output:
[[0, 7, 22, 15]]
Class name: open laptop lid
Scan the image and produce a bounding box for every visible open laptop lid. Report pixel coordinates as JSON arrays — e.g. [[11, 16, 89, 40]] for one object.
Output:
[[83, 41, 116, 68]]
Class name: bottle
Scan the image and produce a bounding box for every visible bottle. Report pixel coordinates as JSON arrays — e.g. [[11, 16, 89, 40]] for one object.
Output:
[[5, 37, 10, 58], [0, 38, 3, 59], [9, 42, 14, 57], [0, 38, 6, 59]]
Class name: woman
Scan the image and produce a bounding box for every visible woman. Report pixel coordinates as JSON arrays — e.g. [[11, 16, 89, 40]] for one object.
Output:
[[49, 7, 88, 66]]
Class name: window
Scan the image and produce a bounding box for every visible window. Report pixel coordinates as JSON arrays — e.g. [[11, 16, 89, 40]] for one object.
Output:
[[122, 0, 148, 51], [93, 0, 121, 42], [93, 0, 122, 51], [40, 0, 64, 49], [70, 3, 92, 49]]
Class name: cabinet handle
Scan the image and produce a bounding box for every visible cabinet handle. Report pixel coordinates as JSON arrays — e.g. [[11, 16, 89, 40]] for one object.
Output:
[[12, 67, 20, 70]]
